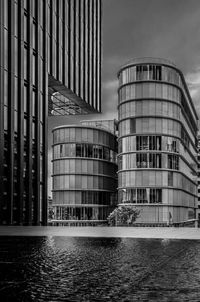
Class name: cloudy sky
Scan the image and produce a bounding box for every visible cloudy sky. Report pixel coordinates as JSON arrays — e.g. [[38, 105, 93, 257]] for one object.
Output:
[[48, 0, 200, 196]]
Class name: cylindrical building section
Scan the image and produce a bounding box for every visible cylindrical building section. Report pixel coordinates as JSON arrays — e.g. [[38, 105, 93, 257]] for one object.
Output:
[[52, 125, 118, 226], [117, 57, 198, 226]]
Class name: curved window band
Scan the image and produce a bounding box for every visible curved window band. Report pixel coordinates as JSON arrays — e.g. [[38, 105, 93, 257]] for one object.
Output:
[[119, 64, 180, 87], [53, 143, 117, 162], [118, 82, 181, 104]]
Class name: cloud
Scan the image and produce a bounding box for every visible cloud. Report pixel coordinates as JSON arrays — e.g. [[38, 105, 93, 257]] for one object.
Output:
[[186, 68, 200, 85], [101, 79, 118, 116], [185, 67, 200, 116], [185, 66, 200, 97], [103, 79, 118, 90]]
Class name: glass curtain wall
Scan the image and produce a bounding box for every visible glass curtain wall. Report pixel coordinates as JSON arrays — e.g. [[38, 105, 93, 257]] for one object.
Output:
[[0, 0, 102, 225], [117, 58, 198, 225], [52, 125, 118, 226]]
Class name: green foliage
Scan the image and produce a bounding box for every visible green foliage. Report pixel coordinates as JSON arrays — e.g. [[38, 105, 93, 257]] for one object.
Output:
[[107, 205, 140, 226]]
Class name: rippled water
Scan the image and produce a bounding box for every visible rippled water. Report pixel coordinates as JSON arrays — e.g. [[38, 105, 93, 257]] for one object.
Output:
[[0, 237, 200, 301]]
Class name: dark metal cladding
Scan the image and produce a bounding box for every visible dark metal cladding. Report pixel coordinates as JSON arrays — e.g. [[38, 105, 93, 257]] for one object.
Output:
[[0, 0, 102, 225]]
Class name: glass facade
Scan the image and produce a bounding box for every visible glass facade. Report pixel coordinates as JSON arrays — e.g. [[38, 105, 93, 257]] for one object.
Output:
[[118, 58, 198, 225], [52, 126, 118, 225], [48, 0, 101, 115], [0, 0, 102, 225]]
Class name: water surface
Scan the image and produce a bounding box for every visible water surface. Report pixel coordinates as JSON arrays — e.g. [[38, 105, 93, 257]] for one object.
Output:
[[0, 237, 200, 301]]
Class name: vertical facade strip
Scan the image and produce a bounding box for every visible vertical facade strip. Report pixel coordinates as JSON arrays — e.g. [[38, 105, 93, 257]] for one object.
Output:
[[42, 0, 48, 225], [68, 0, 71, 89], [62, 0, 66, 85], [7, 1, 15, 224], [82, 0, 86, 101], [0, 0, 4, 218], [27, 0, 33, 224], [18, 0, 24, 224], [87, 0, 90, 106], [34, 0, 40, 224]]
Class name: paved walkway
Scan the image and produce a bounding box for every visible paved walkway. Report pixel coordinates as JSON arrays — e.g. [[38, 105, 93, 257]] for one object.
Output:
[[0, 226, 200, 240]]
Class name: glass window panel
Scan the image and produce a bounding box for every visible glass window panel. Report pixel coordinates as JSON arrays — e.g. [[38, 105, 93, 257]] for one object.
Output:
[[136, 84, 142, 98], [130, 119, 136, 133], [69, 128, 75, 141], [24, 47, 28, 80], [149, 83, 156, 97], [4, 106, 8, 130]]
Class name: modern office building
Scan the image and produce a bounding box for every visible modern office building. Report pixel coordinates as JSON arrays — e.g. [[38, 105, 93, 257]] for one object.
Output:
[[117, 57, 198, 226], [0, 0, 102, 225], [51, 125, 118, 226]]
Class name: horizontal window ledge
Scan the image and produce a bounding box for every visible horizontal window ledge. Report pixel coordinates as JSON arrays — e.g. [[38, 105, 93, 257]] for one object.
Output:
[[52, 157, 117, 164], [51, 204, 112, 207]]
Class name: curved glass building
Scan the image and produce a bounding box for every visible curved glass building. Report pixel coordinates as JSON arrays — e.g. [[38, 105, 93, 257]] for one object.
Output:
[[52, 125, 118, 225], [118, 58, 198, 225]]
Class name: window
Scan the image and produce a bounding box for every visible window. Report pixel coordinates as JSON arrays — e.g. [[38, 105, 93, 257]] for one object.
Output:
[[149, 153, 161, 168], [32, 89, 36, 117], [14, 37, 18, 75], [24, 47, 28, 81], [137, 189, 147, 203], [24, 118, 28, 137], [14, 111, 18, 133], [136, 65, 142, 81], [60, 145, 63, 157], [168, 171, 173, 186], [155, 66, 162, 80], [181, 127, 190, 149], [149, 65, 162, 80], [33, 22, 36, 50], [24, 14, 28, 43], [168, 154, 179, 170], [149, 136, 161, 150], [136, 153, 161, 168], [136, 153, 148, 168], [54, 143, 116, 162], [181, 95, 197, 133], [119, 188, 162, 204], [142, 65, 148, 80], [4, 106, 8, 131], [150, 188, 162, 203], [130, 118, 136, 133], [4, 30, 8, 70], [76, 144, 82, 157], [136, 136, 161, 151], [32, 53, 36, 86]]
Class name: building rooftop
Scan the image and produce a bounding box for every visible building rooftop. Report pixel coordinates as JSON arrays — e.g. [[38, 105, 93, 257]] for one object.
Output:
[[119, 57, 177, 71], [52, 124, 117, 136]]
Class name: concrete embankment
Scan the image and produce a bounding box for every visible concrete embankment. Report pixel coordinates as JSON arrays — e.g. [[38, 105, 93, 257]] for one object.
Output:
[[0, 226, 200, 240]]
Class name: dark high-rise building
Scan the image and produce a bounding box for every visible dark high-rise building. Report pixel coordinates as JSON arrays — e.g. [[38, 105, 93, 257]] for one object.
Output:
[[0, 0, 102, 225]]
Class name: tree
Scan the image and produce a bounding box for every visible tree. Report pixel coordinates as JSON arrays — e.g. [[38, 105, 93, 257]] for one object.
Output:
[[107, 205, 140, 226]]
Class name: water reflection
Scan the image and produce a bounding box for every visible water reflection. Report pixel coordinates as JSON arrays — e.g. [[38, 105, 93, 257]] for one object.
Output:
[[0, 237, 200, 301]]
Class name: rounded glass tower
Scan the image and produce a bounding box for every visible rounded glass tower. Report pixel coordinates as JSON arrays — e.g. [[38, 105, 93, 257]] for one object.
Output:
[[117, 58, 198, 225], [52, 125, 118, 226]]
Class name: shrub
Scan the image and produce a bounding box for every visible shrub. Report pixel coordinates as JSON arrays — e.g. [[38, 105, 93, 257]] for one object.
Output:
[[107, 205, 140, 226]]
